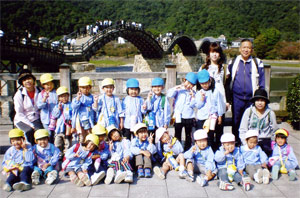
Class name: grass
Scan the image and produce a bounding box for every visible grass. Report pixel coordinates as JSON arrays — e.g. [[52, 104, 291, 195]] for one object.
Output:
[[89, 59, 128, 67], [265, 63, 300, 68]]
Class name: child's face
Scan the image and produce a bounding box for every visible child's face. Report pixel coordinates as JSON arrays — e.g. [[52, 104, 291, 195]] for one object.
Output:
[[97, 134, 106, 142], [79, 85, 91, 95], [276, 136, 286, 146], [160, 132, 170, 144], [254, 99, 266, 111], [183, 80, 194, 90], [137, 128, 148, 141], [200, 80, 210, 91], [223, 142, 235, 153], [42, 81, 54, 92], [246, 136, 258, 149], [196, 139, 208, 150], [128, 88, 139, 97], [110, 131, 121, 141], [22, 77, 35, 90], [58, 93, 69, 104], [11, 137, 24, 150], [36, 137, 49, 148], [210, 51, 220, 63], [103, 85, 114, 96], [151, 86, 163, 96], [86, 141, 96, 151]]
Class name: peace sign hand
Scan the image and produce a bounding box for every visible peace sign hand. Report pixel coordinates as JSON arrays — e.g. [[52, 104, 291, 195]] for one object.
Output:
[[148, 133, 154, 144]]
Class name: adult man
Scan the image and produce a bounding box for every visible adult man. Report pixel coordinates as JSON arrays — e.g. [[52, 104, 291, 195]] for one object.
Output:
[[225, 39, 265, 145]]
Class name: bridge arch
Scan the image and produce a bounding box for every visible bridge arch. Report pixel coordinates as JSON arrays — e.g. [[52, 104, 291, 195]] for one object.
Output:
[[166, 35, 197, 56]]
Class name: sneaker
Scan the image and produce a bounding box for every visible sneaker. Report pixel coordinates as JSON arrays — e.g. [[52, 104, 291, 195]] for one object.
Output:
[[137, 168, 145, 178], [91, 171, 106, 185], [114, 170, 127, 184], [13, 181, 31, 191], [179, 170, 188, 179], [196, 175, 207, 187], [289, 170, 296, 181], [70, 174, 84, 187], [124, 171, 133, 183], [186, 173, 194, 182], [31, 170, 40, 185], [263, 169, 270, 184], [2, 183, 12, 192], [254, 169, 263, 184], [153, 166, 165, 180], [242, 176, 251, 191], [45, 170, 58, 185], [145, 168, 151, 178], [80, 174, 92, 186], [218, 180, 234, 191], [272, 165, 280, 180], [104, 168, 115, 185]]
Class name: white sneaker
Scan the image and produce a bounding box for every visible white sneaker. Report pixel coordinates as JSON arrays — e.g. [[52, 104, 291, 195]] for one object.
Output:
[[31, 170, 40, 185], [196, 175, 208, 186], [3, 183, 12, 192], [178, 170, 188, 179], [104, 168, 115, 185], [153, 166, 165, 180], [114, 170, 127, 184], [13, 181, 31, 191], [45, 170, 58, 185], [263, 169, 270, 184], [124, 171, 133, 183], [91, 171, 106, 185], [254, 169, 263, 184], [242, 176, 251, 191]]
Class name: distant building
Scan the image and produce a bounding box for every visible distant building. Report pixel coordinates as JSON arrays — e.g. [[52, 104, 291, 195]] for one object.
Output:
[[197, 35, 228, 54], [231, 38, 254, 48]]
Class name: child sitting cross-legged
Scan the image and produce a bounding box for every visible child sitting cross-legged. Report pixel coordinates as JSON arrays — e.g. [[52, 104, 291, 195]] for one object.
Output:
[[240, 130, 270, 184], [130, 123, 156, 178], [153, 128, 189, 180], [2, 129, 35, 192], [184, 129, 217, 186], [62, 134, 99, 187], [215, 133, 251, 191], [31, 129, 60, 185]]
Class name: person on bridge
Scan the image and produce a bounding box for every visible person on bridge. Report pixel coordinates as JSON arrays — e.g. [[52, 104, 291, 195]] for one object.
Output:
[[13, 69, 43, 145], [225, 38, 265, 146]]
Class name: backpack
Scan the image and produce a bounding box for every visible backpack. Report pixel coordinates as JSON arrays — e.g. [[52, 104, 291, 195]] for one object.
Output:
[[9, 86, 42, 122], [271, 141, 291, 156], [224, 56, 259, 104]]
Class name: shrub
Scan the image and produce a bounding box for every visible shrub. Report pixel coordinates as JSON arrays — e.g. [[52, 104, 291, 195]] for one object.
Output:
[[286, 75, 300, 129]]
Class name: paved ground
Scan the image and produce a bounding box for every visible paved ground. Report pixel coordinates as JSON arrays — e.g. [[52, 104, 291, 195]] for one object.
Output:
[[0, 122, 299, 198]]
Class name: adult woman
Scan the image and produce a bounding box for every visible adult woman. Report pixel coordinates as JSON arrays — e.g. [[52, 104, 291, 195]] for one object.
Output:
[[14, 69, 43, 145], [199, 42, 226, 149]]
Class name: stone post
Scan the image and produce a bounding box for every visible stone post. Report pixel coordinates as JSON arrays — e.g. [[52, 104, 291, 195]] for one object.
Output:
[[165, 62, 177, 91], [115, 79, 123, 95], [59, 63, 71, 98], [264, 64, 271, 96]]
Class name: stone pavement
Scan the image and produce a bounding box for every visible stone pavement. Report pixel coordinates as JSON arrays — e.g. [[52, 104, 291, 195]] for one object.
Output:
[[0, 122, 299, 198]]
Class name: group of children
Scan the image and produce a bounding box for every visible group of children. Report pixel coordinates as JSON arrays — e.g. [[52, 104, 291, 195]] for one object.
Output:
[[1, 72, 298, 192]]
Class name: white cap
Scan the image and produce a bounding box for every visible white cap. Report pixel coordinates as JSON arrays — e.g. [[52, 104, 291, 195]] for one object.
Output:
[[156, 127, 167, 141], [245, 130, 259, 139], [221, 133, 235, 143], [194, 129, 208, 140], [132, 123, 147, 135]]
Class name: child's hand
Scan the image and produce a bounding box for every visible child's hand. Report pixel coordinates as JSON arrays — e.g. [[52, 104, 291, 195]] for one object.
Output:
[[224, 149, 230, 155], [83, 169, 88, 174], [200, 90, 205, 101], [43, 163, 50, 170], [71, 128, 77, 134], [164, 125, 168, 129], [119, 120, 124, 130], [74, 151, 81, 158], [42, 91, 49, 102], [148, 133, 154, 144], [109, 140, 113, 151], [261, 163, 268, 169], [189, 90, 195, 98], [93, 94, 99, 102], [147, 91, 153, 100], [192, 145, 197, 153], [92, 154, 100, 160], [175, 85, 182, 90], [142, 150, 151, 158], [168, 139, 173, 149], [218, 116, 222, 125], [142, 103, 147, 110], [58, 102, 63, 110], [122, 156, 130, 163], [77, 91, 82, 101], [21, 139, 27, 150]]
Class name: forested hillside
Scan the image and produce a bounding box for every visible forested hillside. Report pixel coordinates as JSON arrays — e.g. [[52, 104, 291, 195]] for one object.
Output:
[[1, 0, 299, 41]]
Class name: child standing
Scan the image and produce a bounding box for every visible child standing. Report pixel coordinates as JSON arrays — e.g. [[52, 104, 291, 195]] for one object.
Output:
[[31, 129, 60, 185], [240, 130, 270, 184], [153, 127, 188, 180], [105, 125, 133, 184], [93, 78, 124, 129], [239, 89, 278, 157], [2, 129, 35, 192], [215, 133, 250, 191], [193, 69, 225, 151], [72, 76, 95, 143], [37, 73, 58, 143], [130, 123, 156, 178], [51, 86, 73, 155], [122, 78, 145, 140], [62, 134, 99, 187], [89, 124, 110, 185], [143, 77, 171, 140], [184, 129, 217, 186], [167, 72, 197, 151], [270, 129, 298, 181]]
